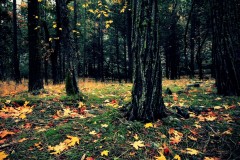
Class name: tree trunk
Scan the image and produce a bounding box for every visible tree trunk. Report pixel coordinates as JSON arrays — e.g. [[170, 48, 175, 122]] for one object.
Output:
[[58, 0, 79, 95], [127, 0, 166, 122], [28, 0, 44, 91], [13, 0, 21, 83], [210, 0, 240, 96], [190, 5, 196, 79]]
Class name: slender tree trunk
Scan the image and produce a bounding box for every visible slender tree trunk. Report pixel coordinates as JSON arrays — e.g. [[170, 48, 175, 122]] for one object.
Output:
[[126, 0, 132, 82], [127, 0, 166, 122], [28, 0, 44, 91], [13, 0, 21, 83], [190, 6, 196, 78]]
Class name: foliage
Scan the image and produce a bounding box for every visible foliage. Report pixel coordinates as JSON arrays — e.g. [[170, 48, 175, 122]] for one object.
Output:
[[0, 79, 239, 159]]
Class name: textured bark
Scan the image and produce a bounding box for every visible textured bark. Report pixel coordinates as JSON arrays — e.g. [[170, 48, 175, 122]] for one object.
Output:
[[57, 0, 79, 95], [13, 0, 21, 83], [28, 0, 43, 91], [128, 0, 166, 122], [210, 0, 240, 96]]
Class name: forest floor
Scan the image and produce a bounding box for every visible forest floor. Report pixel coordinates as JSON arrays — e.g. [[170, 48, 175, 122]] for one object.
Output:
[[0, 78, 240, 160]]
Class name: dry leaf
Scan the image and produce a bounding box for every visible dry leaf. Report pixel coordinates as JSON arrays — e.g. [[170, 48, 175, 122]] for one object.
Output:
[[173, 154, 181, 160], [185, 148, 200, 155], [18, 138, 28, 143], [155, 152, 166, 160], [133, 134, 139, 140], [0, 130, 15, 138], [188, 135, 197, 141], [0, 151, 8, 160], [101, 150, 109, 156], [131, 140, 145, 150], [144, 123, 153, 128]]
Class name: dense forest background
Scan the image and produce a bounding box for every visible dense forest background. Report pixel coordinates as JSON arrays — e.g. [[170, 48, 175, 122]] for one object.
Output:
[[0, 0, 239, 96]]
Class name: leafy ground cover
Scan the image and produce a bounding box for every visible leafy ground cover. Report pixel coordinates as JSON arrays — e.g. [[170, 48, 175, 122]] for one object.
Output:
[[0, 79, 240, 160]]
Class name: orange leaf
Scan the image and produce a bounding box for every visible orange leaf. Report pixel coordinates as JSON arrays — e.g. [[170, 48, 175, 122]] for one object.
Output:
[[0, 130, 15, 138], [0, 139, 7, 144]]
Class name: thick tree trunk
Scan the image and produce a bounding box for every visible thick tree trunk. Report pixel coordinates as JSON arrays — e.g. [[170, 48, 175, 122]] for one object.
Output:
[[211, 0, 240, 96], [128, 0, 166, 122], [28, 0, 44, 91], [13, 0, 21, 83]]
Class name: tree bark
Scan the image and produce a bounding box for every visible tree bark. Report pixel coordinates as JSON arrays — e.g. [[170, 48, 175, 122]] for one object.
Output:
[[127, 0, 166, 122], [57, 0, 79, 95], [28, 0, 44, 91], [13, 0, 21, 83], [210, 0, 240, 96]]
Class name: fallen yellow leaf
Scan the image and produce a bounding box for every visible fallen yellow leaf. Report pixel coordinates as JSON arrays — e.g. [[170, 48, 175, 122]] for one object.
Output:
[[173, 154, 181, 160], [130, 140, 145, 150], [89, 130, 97, 135], [185, 148, 200, 155], [144, 122, 153, 128], [155, 152, 166, 160], [101, 124, 108, 128], [101, 150, 109, 156], [0, 151, 8, 160], [133, 134, 139, 140]]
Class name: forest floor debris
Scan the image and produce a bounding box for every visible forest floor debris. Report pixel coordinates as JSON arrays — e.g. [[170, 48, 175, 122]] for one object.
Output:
[[0, 79, 240, 159]]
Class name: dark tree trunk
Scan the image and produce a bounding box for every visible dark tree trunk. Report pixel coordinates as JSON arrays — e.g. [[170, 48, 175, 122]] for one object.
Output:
[[126, 0, 132, 82], [190, 6, 196, 78], [58, 0, 79, 95], [115, 28, 121, 83], [210, 0, 240, 96], [127, 0, 166, 122], [51, 0, 61, 84], [13, 0, 21, 83], [28, 0, 44, 91]]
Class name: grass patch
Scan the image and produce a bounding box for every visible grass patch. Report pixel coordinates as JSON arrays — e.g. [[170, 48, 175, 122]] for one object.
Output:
[[0, 79, 240, 159]]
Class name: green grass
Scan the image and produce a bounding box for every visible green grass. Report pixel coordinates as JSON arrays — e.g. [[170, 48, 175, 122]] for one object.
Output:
[[0, 79, 240, 159]]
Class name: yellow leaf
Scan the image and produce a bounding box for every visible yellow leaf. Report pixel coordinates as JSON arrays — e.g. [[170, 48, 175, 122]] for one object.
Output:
[[133, 134, 139, 140], [82, 3, 89, 8], [89, 130, 97, 135], [35, 16, 38, 19], [5, 100, 11, 104], [38, 0, 42, 2], [188, 135, 197, 141], [88, 9, 95, 14], [97, 14, 101, 18], [0, 151, 8, 160], [105, 24, 110, 29], [214, 106, 222, 110], [101, 150, 109, 156], [120, 8, 125, 13], [19, 114, 26, 119], [63, 108, 71, 117], [53, 24, 57, 28], [64, 135, 80, 147], [48, 142, 67, 155], [130, 140, 144, 150], [101, 124, 108, 128], [49, 38, 53, 42], [205, 116, 217, 121], [103, 12, 109, 17], [185, 148, 200, 155], [59, 28, 62, 30], [155, 152, 166, 160], [173, 154, 181, 160], [144, 122, 153, 128]]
